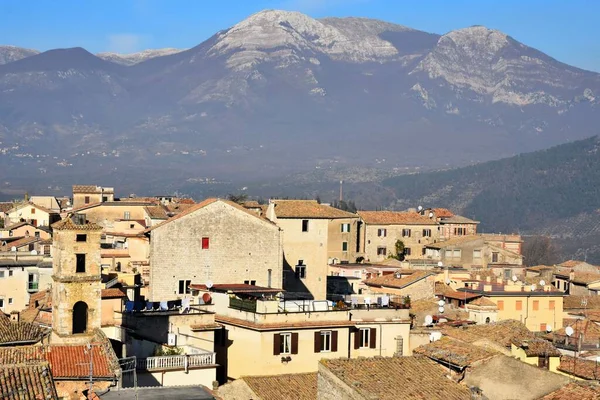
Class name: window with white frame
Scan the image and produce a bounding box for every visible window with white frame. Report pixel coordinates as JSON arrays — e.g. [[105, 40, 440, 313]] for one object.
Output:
[[377, 228, 387, 237], [402, 229, 411, 237], [359, 328, 370, 348], [341, 223, 351, 233], [422, 229, 432, 237], [473, 249, 482, 259], [320, 331, 332, 352], [280, 333, 292, 354], [377, 247, 387, 256], [453, 249, 461, 258], [354, 270, 361, 278]]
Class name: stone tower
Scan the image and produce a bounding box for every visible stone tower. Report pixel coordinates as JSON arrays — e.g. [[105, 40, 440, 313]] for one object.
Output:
[[51, 214, 103, 344]]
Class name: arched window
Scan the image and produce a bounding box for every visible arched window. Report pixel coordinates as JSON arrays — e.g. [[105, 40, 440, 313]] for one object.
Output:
[[72, 301, 88, 334], [485, 317, 490, 324]]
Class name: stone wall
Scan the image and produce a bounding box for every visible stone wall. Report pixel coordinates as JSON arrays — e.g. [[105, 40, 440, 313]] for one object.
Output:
[[363, 223, 440, 263]]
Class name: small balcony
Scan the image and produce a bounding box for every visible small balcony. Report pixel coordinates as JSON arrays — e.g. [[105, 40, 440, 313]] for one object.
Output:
[[27, 281, 39, 293], [136, 353, 216, 371]]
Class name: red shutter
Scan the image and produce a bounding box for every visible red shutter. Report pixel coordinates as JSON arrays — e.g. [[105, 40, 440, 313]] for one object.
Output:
[[202, 237, 209, 249], [332, 331, 338, 352], [354, 329, 360, 349], [314, 331, 321, 353], [273, 333, 281, 355], [369, 328, 377, 349], [291, 333, 299, 354]]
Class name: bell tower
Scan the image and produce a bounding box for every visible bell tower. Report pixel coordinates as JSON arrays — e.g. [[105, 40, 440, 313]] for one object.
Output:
[[51, 214, 103, 344]]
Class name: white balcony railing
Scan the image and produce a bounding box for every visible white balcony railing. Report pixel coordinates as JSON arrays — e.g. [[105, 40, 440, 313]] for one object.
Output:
[[137, 353, 216, 371], [105, 277, 119, 288]]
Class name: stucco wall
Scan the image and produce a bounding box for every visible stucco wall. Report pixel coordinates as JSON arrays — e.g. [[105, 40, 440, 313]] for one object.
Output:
[[0, 266, 52, 313], [367, 275, 436, 302], [327, 217, 361, 263], [148, 201, 283, 301], [363, 223, 439, 263], [490, 295, 564, 331]]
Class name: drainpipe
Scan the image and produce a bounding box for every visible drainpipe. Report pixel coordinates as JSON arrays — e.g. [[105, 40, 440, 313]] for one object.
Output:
[[185, 354, 189, 374], [379, 323, 383, 357], [348, 312, 352, 359]]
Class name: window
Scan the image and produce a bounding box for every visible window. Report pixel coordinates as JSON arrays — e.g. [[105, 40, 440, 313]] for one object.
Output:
[[102, 196, 108, 202], [315, 331, 338, 353], [497, 300, 504, 311], [34, 231, 40, 238], [250, 280, 256, 286], [274, 332, 298, 355], [516, 300, 522, 311], [377, 228, 387, 237], [377, 247, 387, 256], [28, 244, 34, 251], [342, 242, 348, 252], [422, 248, 427, 256], [355, 327, 376, 349], [403, 247, 411, 256], [538, 355, 549, 369], [31, 208, 35, 214], [84, 196, 90, 204], [130, 224, 135, 229], [454, 227, 466, 235], [533, 300, 539, 311], [473, 249, 481, 259], [540, 323, 547, 332], [296, 261, 306, 279], [124, 211, 131, 220], [8, 271, 13, 277], [504, 269, 512, 280], [76, 234, 87, 242], [76, 254, 86, 273], [492, 252, 499, 263], [43, 246, 50, 256], [341, 223, 350, 233], [422, 229, 432, 237], [549, 300, 555, 310], [268, 269, 272, 288], [8, 298, 12, 305], [302, 220, 309, 232], [453, 249, 461, 258], [178, 279, 191, 295], [0, 299, 3, 308], [202, 237, 209, 250], [354, 270, 361, 278], [402, 229, 411, 237], [0, 271, 4, 278]]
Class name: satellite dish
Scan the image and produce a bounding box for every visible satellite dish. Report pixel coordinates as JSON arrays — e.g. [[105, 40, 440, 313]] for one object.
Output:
[[512, 275, 518, 282], [430, 331, 442, 342], [565, 326, 574, 337], [425, 315, 433, 325], [429, 212, 434, 218], [30, 250, 37, 255], [417, 206, 423, 211], [206, 280, 213, 289], [531, 284, 537, 291], [438, 299, 445, 307], [438, 306, 445, 313], [10, 246, 16, 252], [540, 280, 546, 286], [437, 261, 443, 268], [394, 271, 402, 279], [445, 278, 451, 285], [546, 324, 552, 333]]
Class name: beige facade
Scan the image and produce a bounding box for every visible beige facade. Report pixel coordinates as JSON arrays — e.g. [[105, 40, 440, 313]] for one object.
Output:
[[364, 272, 436, 301], [51, 217, 103, 344], [327, 217, 361, 264], [29, 196, 61, 211], [0, 222, 51, 240], [216, 302, 410, 381], [358, 211, 439, 263], [148, 199, 283, 301], [6, 203, 60, 227], [0, 259, 53, 313], [72, 185, 114, 208]]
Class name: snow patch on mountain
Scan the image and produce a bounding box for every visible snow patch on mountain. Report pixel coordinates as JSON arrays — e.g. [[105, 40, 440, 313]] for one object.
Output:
[[0, 45, 40, 65], [97, 48, 185, 66]]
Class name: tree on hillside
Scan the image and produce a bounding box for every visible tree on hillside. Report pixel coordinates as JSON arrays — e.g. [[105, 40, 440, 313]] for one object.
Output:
[[227, 193, 248, 204], [522, 236, 560, 266], [332, 200, 357, 213]]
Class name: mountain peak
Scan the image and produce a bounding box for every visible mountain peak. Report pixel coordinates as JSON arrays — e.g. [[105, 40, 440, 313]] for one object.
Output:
[[443, 25, 509, 52], [0, 45, 40, 65], [97, 48, 186, 66]]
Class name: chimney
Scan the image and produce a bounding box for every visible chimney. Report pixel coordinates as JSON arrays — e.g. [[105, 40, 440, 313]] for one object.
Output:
[[476, 274, 481, 281], [9, 311, 19, 322], [485, 276, 492, 283], [569, 271, 575, 281], [266, 201, 276, 222], [444, 268, 449, 284]]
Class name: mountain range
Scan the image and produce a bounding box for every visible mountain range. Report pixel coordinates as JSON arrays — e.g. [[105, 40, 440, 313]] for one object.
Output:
[[0, 9, 599, 197]]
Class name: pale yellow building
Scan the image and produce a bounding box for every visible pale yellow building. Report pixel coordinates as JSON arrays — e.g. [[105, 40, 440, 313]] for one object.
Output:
[[6, 202, 60, 228], [0, 256, 53, 313], [72, 185, 114, 208], [358, 211, 439, 263], [268, 200, 359, 300]]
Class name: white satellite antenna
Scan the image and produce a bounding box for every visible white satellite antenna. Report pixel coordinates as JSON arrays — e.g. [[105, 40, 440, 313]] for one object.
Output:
[[10, 246, 16, 252], [417, 206, 423, 212], [438, 306, 445, 313], [540, 280, 546, 286], [546, 324, 552, 333], [428, 212, 434, 218], [530, 284, 537, 291], [206, 280, 213, 289], [512, 275, 518, 282], [430, 331, 442, 342], [424, 315, 433, 325], [394, 271, 402, 279], [30, 250, 37, 255], [445, 278, 451, 285], [438, 299, 445, 307], [437, 261, 444, 268], [565, 326, 574, 337]]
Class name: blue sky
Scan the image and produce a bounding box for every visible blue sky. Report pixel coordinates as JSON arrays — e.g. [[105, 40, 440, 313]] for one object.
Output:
[[1, 0, 598, 71]]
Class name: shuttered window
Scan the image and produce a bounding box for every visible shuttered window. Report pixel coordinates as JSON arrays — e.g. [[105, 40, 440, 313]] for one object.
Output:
[[355, 328, 376, 349], [314, 331, 338, 353], [202, 237, 209, 249], [275, 332, 298, 355]]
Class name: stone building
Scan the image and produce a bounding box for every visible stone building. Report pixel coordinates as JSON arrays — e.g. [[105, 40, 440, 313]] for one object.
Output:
[[363, 270, 437, 301], [358, 211, 439, 263], [72, 185, 115, 208], [146, 198, 283, 301], [51, 215, 103, 344], [267, 200, 359, 300]]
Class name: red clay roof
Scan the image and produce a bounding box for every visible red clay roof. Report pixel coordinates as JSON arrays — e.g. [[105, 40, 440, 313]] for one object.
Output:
[[0, 362, 58, 400], [52, 217, 103, 231], [540, 382, 600, 400], [364, 270, 435, 289], [358, 211, 438, 225], [433, 208, 455, 218], [413, 337, 497, 368], [0, 313, 48, 344], [0, 344, 117, 379], [558, 356, 600, 380], [101, 288, 127, 299], [271, 200, 357, 219]]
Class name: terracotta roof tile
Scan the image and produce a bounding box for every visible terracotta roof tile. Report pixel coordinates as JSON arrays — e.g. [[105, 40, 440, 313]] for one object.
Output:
[[414, 337, 498, 368], [467, 297, 497, 307], [560, 260, 586, 268], [571, 272, 600, 285], [358, 211, 437, 225], [101, 288, 127, 299], [540, 382, 600, 400], [510, 337, 561, 357], [364, 270, 435, 289], [272, 200, 357, 219], [427, 235, 481, 249], [215, 315, 356, 331], [321, 356, 471, 400], [0, 313, 48, 344], [0, 362, 58, 400], [0, 344, 117, 379], [558, 356, 600, 380], [241, 373, 317, 400], [0, 202, 13, 213], [432, 208, 454, 218], [563, 296, 600, 310], [441, 320, 534, 348], [190, 323, 223, 332], [1, 236, 40, 249], [72, 185, 113, 194], [51, 216, 103, 231], [144, 205, 169, 219], [551, 319, 600, 344]]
